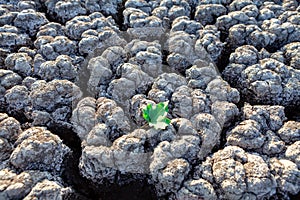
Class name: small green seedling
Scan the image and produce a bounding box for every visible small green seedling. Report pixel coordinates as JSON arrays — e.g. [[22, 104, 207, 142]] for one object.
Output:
[[142, 101, 171, 130]]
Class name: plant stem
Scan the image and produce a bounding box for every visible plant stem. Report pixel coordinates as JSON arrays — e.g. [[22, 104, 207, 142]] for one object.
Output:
[[140, 123, 149, 129]]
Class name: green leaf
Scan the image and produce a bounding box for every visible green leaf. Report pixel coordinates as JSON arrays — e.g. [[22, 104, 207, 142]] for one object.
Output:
[[142, 101, 171, 130], [142, 104, 152, 122]]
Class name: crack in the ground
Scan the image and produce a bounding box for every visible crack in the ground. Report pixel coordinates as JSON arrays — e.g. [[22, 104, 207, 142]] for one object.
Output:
[[48, 124, 157, 200]]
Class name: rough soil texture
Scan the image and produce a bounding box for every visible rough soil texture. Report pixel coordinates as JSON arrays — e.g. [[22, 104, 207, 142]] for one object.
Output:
[[0, 0, 299, 200]]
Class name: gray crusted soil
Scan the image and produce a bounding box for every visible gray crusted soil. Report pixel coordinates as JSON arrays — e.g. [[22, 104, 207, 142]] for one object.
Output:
[[0, 0, 300, 200]]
